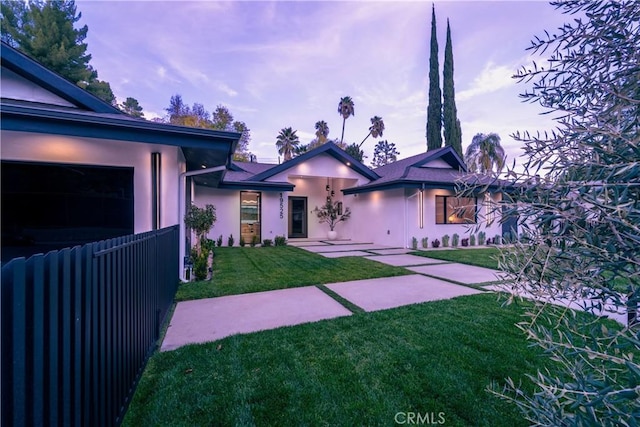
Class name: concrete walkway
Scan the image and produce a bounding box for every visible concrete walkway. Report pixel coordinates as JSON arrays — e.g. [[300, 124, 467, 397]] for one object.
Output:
[[161, 244, 501, 351], [161, 286, 352, 351]]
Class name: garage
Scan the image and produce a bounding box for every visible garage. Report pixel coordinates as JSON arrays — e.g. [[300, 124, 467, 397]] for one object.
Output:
[[1, 160, 134, 263]]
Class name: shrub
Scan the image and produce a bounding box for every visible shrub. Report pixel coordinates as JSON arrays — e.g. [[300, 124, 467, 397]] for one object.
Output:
[[227, 234, 234, 247], [431, 238, 440, 248], [191, 248, 208, 281], [421, 237, 429, 248], [494, 234, 501, 245], [470, 234, 476, 246], [216, 235, 223, 247], [201, 237, 215, 255], [250, 235, 259, 247], [274, 235, 287, 246], [262, 239, 273, 247], [478, 231, 486, 245], [239, 236, 246, 247], [442, 234, 450, 247], [411, 237, 418, 250], [452, 233, 459, 247], [461, 238, 469, 247]]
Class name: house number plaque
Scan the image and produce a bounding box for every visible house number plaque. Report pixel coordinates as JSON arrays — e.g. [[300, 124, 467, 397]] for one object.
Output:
[[279, 193, 284, 219]]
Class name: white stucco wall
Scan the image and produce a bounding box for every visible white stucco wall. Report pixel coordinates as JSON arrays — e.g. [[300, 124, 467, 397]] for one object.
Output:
[[2, 67, 77, 107], [419, 158, 451, 169], [349, 189, 407, 247], [267, 153, 369, 186], [193, 187, 289, 245], [1, 130, 183, 233], [405, 188, 504, 248]]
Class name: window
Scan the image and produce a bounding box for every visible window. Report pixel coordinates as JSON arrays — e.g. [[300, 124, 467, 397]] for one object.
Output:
[[435, 195, 477, 224], [240, 191, 261, 242]]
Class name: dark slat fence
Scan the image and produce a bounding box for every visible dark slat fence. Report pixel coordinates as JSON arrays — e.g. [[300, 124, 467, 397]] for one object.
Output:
[[2, 225, 179, 426]]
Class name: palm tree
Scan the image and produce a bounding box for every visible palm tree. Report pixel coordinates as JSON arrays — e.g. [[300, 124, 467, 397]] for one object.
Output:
[[464, 133, 506, 174], [314, 120, 330, 143], [276, 127, 300, 162], [338, 96, 355, 144], [359, 115, 385, 147]]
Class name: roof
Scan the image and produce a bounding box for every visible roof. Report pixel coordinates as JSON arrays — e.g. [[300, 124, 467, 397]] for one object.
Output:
[[219, 160, 293, 191], [1, 42, 241, 187], [216, 142, 377, 191], [343, 146, 501, 194], [249, 142, 379, 182], [1, 41, 121, 114]]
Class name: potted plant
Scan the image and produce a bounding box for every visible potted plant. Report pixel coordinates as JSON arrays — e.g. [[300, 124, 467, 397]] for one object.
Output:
[[313, 198, 351, 240]]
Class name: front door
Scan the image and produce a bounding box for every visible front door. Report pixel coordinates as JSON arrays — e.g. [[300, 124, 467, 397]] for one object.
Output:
[[288, 197, 308, 238]]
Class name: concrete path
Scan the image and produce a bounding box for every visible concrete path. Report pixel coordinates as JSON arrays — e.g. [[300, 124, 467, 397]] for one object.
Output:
[[321, 251, 372, 258], [367, 254, 445, 267], [161, 286, 351, 351], [408, 263, 504, 284], [161, 245, 504, 351], [485, 283, 629, 325], [367, 248, 413, 255], [326, 275, 480, 312], [301, 244, 390, 253]]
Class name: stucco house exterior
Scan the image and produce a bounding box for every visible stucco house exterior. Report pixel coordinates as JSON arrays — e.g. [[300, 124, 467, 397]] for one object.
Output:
[[0, 42, 240, 276], [197, 142, 506, 249], [1, 41, 509, 281]]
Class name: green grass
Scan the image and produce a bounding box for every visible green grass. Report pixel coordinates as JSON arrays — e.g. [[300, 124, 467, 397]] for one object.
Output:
[[411, 248, 501, 269], [176, 246, 411, 301], [124, 293, 555, 426]]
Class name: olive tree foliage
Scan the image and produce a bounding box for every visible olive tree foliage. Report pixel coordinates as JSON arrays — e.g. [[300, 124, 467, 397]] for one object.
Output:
[[459, 1, 640, 424]]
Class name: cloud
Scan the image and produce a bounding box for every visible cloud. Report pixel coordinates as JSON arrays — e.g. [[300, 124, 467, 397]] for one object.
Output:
[[214, 81, 238, 97], [457, 61, 516, 101]]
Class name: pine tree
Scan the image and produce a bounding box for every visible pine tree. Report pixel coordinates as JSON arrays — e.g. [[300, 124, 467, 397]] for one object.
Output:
[[371, 140, 400, 168], [1, 0, 116, 104], [443, 19, 463, 159], [120, 97, 144, 118], [426, 4, 442, 151]]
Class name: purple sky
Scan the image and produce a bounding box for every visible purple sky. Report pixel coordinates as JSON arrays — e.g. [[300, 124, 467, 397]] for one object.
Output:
[[76, 1, 571, 167]]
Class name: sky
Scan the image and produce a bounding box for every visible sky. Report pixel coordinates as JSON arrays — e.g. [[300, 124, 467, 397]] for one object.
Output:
[[75, 0, 571, 167]]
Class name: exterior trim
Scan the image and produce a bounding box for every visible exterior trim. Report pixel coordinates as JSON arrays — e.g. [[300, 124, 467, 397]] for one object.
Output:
[[249, 142, 379, 182], [1, 41, 122, 114], [218, 181, 294, 192]]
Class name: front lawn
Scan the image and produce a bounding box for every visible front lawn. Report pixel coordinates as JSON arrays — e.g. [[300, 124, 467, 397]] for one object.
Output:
[[411, 247, 501, 269], [124, 293, 557, 426], [176, 246, 411, 301]]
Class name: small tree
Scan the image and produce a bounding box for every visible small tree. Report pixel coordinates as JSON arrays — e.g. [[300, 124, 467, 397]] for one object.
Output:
[[184, 203, 216, 255], [313, 199, 351, 231]]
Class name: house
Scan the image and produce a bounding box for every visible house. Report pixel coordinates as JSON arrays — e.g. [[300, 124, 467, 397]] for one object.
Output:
[[0, 42, 241, 276], [1, 40, 508, 282], [197, 142, 506, 249]]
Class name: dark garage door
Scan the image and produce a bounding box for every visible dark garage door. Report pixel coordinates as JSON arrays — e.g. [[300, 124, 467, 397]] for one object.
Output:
[[2, 161, 134, 263]]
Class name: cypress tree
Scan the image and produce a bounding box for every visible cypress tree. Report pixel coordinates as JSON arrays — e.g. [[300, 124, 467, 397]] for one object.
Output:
[[426, 4, 442, 151], [443, 19, 463, 158]]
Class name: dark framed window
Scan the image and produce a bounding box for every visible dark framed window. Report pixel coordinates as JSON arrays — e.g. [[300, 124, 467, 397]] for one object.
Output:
[[435, 195, 477, 224], [240, 191, 261, 243]]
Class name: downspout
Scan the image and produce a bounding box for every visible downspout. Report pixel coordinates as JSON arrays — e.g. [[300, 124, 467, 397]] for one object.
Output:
[[178, 165, 228, 281]]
